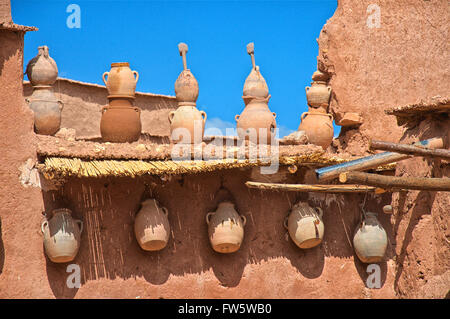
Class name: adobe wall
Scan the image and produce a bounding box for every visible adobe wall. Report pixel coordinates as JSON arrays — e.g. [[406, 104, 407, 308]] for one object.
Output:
[[318, 0, 449, 155], [23, 79, 178, 138]]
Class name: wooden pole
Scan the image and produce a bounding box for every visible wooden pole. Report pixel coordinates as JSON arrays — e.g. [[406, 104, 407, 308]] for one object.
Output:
[[245, 181, 381, 193], [339, 171, 450, 191], [369, 140, 450, 159], [315, 137, 444, 181]]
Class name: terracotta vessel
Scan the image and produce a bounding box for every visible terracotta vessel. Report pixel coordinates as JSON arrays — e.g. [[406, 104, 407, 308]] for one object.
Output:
[[206, 201, 246, 254], [175, 69, 199, 103], [26, 86, 63, 135], [243, 66, 269, 98], [169, 104, 206, 144], [311, 70, 329, 82], [25, 46, 58, 86], [235, 96, 277, 144], [100, 104, 141, 143], [353, 212, 388, 263], [102, 62, 139, 97], [41, 208, 83, 263], [306, 81, 332, 109], [285, 202, 324, 249], [298, 111, 334, 150], [134, 199, 170, 251]]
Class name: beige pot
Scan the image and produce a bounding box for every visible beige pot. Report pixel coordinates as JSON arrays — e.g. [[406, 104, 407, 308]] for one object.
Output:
[[102, 62, 139, 97], [353, 212, 388, 263], [175, 69, 199, 103], [25, 87, 63, 136], [26, 46, 58, 86], [243, 66, 269, 98], [206, 202, 246, 254], [306, 81, 331, 108], [235, 96, 277, 144], [298, 111, 334, 150], [169, 104, 207, 144], [41, 208, 83, 263], [134, 199, 170, 251], [285, 202, 324, 249]]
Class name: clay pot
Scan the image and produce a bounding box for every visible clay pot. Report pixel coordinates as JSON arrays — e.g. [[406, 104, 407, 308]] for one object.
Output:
[[311, 70, 329, 82], [134, 199, 170, 251], [243, 66, 269, 98], [102, 62, 139, 97], [353, 212, 388, 263], [26, 46, 58, 86], [175, 69, 199, 103], [206, 202, 246, 253], [26, 86, 63, 135], [41, 208, 83, 263], [100, 105, 141, 143], [235, 96, 277, 144], [297, 111, 334, 150], [107, 97, 134, 108], [285, 202, 324, 249], [168, 104, 207, 144], [306, 81, 331, 109]]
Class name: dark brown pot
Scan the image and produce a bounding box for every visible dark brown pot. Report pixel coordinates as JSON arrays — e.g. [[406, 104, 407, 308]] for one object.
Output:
[[100, 105, 141, 143]]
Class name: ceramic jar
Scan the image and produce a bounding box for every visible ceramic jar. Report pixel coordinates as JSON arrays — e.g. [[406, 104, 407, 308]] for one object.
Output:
[[243, 66, 269, 98], [174, 69, 199, 103], [26, 46, 58, 86], [100, 104, 141, 142], [41, 208, 83, 263], [134, 199, 170, 251], [353, 212, 388, 263], [169, 104, 206, 144], [206, 201, 246, 254], [235, 96, 277, 144], [26, 87, 63, 135], [298, 111, 334, 150], [305, 81, 331, 110], [102, 62, 139, 97], [285, 202, 324, 249]]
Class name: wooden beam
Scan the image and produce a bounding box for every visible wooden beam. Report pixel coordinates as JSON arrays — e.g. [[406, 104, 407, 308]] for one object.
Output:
[[245, 181, 381, 193], [315, 137, 444, 181], [369, 140, 450, 159], [339, 171, 450, 191]]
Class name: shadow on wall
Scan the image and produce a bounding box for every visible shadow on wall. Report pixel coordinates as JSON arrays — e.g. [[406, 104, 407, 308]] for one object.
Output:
[[40, 169, 394, 298], [0, 217, 4, 275]]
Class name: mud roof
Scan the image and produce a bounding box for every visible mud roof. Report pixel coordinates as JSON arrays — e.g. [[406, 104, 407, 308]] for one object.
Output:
[[385, 95, 450, 121], [0, 22, 37, 32]]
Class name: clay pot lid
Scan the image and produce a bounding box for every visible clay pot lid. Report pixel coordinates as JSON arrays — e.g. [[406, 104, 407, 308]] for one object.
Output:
[[312, 70, 329, 82], [242, 43, 269, 98], [111, 62, 130, 67]]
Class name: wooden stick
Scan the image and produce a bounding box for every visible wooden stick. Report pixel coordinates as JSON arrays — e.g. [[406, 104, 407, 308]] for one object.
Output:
[[316, 137, 444, 181], [339, 171, 450, 191], [245, 181, 381, 193], [369, 140, 450, 159]]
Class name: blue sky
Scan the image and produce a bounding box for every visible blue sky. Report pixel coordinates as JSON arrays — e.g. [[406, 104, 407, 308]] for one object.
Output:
[[12, 0, 338, 137]]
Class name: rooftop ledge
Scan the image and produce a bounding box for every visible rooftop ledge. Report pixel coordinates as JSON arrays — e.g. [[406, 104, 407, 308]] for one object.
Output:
[[385, 96, 449, 125]]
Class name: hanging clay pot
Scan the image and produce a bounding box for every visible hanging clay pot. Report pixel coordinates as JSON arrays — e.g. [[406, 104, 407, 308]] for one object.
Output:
[[100, 104, 141, 143], [298, 111, 334, 150], [235, 96, 277, 144], [169, 104, 206, 144], [134, 199, 170, 251], [305, 81, 332, 109], [206, 201, 246, 254], [102, 62, 139, 98], [284, 202, 324, 249], [41, 208, 83, 263], [25, 45, 58, 86], [353, 212, 388, 263], [26, 86, 63, 135]]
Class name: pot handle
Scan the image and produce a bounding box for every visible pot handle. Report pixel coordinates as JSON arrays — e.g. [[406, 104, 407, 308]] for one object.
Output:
[[75, 219, 83, 234], [132, 70, 139, 84], [102, 72, 109, 86], [315, 207, 323, 219], [235, 114, 240, 122], [327, 86, 332, 93], [161, 207, 169, 217], [57, 100, 64, 111], [283, 215, 289, 230], [300, 112, 309, 121], [200, 111, 207, 124], [272, 112, 277, 119], [41, 220, 48, 234], [240, 215, 247, 226], [206, 212, 214, 225], [134, 107, 140, 113], [305, 86, 310, 94], [168, 111, 175, 124], [101, 105, 107, 113], [25, 98, 30, 104], [327, 113, 334, 122]]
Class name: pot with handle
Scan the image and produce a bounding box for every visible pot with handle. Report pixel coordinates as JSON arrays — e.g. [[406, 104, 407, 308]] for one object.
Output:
[[206, 201, 246, 253], [168, 104, 207, 144], [298, 111, 334, 150], [353, 212, 387, 263], [102, 62, 139, 97], [41, 208, 83, 263]]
